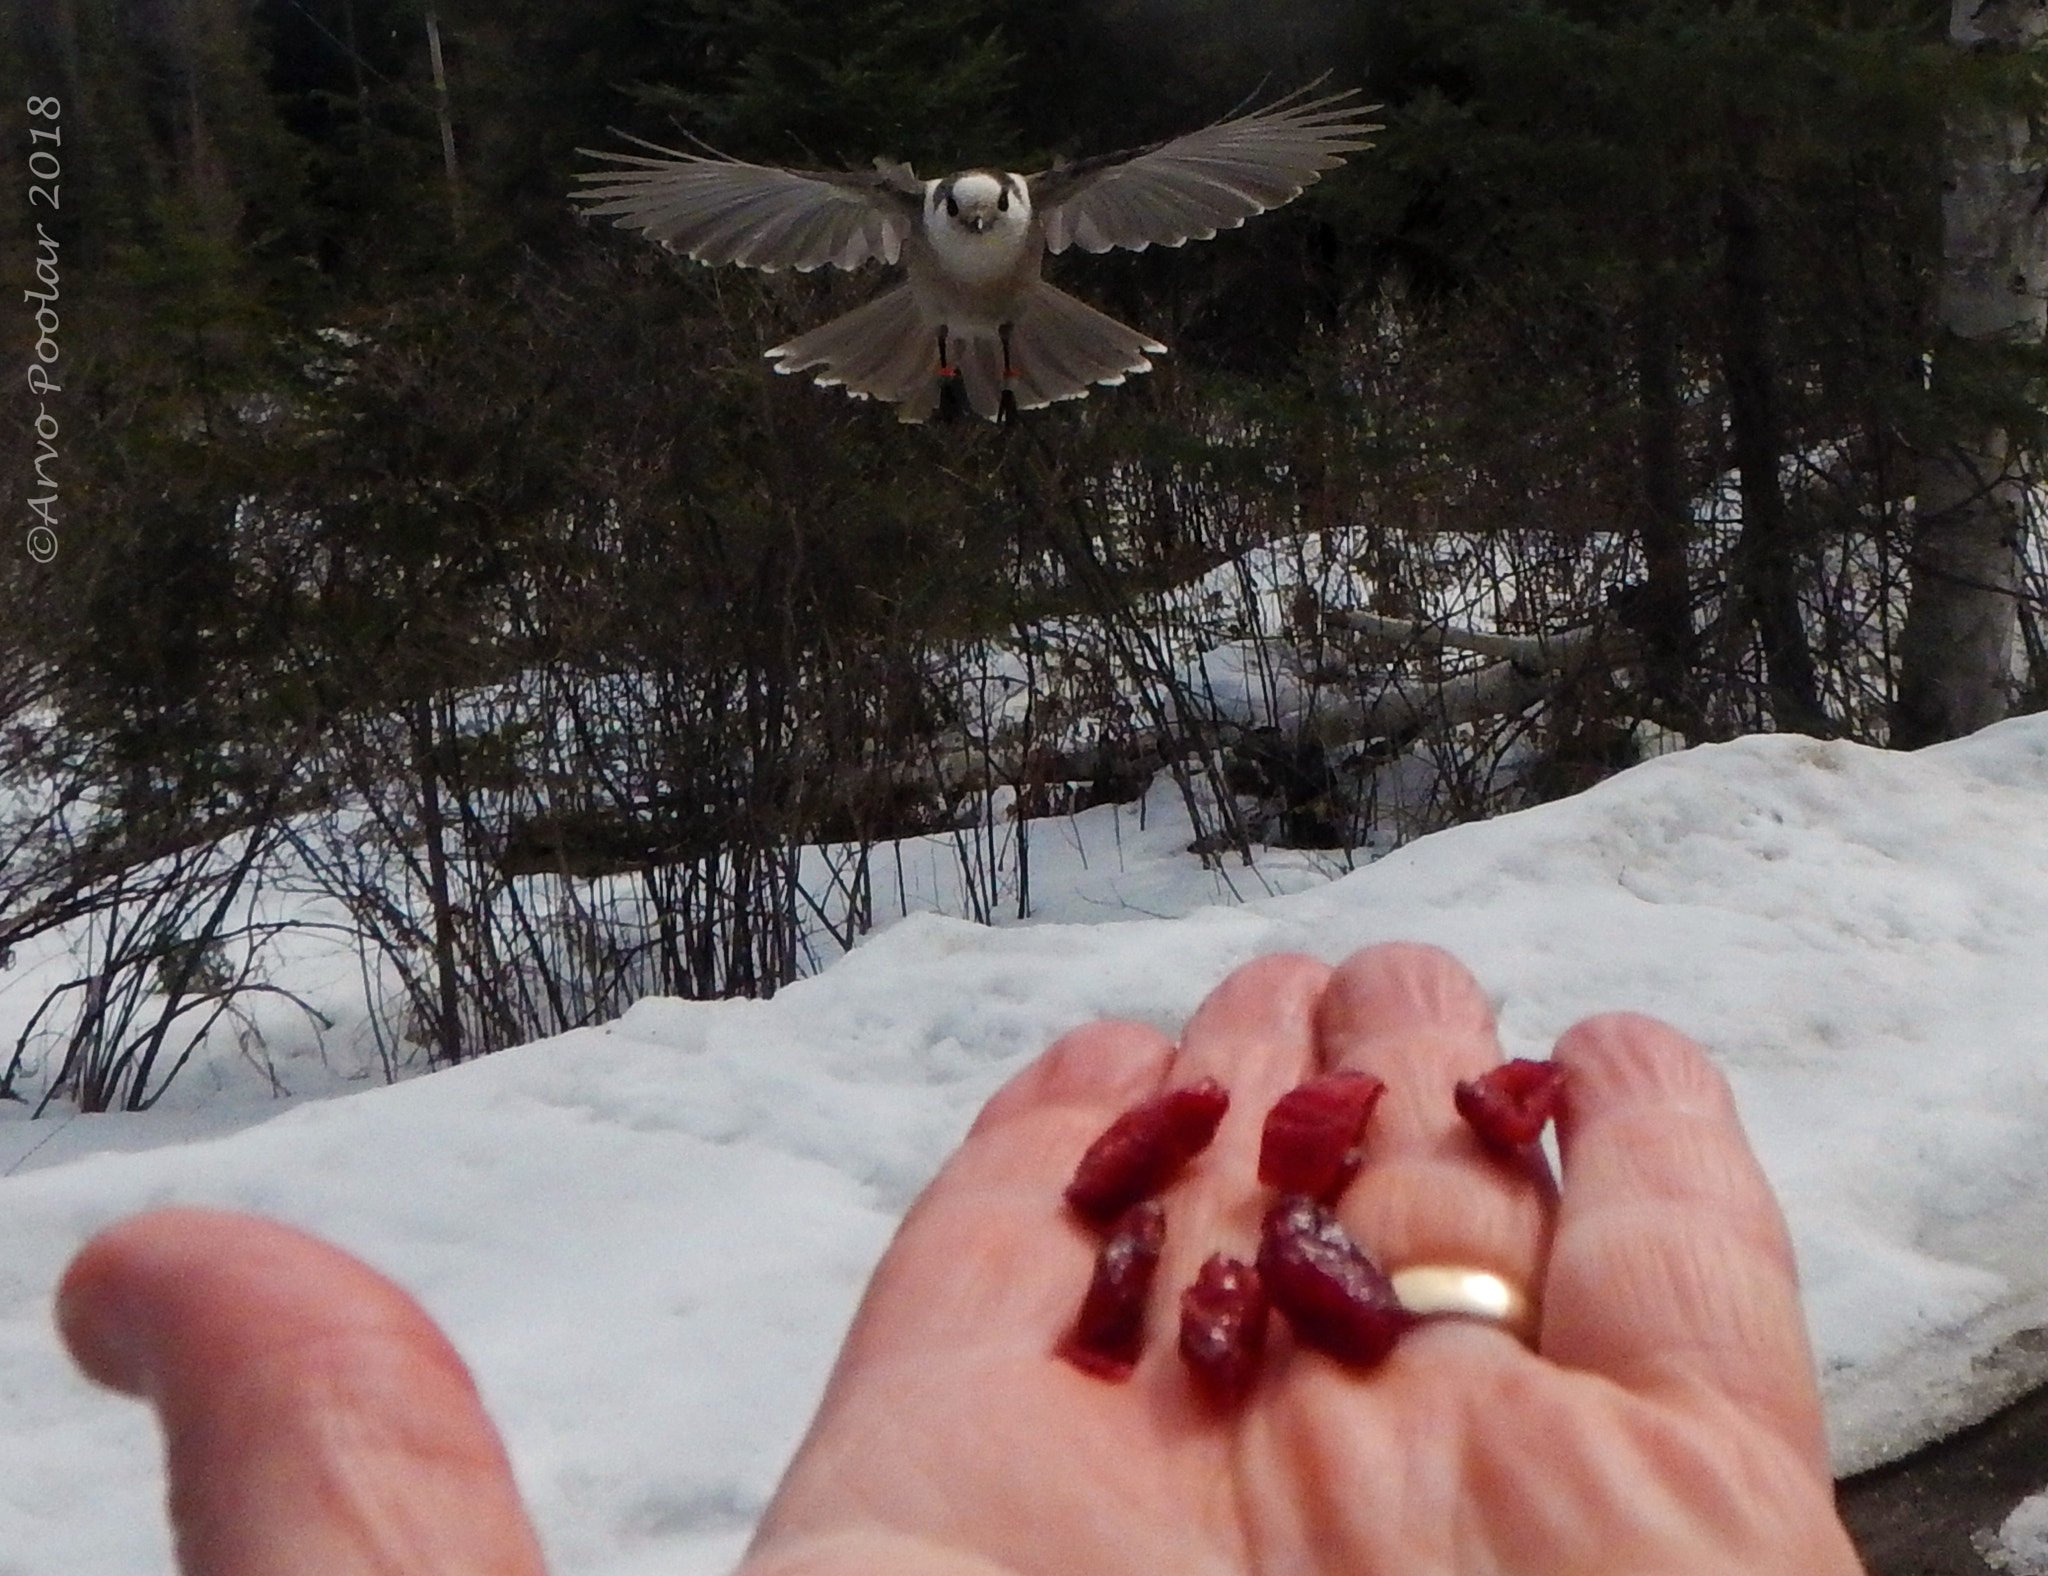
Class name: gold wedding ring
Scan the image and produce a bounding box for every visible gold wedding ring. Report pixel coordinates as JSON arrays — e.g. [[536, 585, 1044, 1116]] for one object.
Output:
[[1391, 1265, 1537, 1343]]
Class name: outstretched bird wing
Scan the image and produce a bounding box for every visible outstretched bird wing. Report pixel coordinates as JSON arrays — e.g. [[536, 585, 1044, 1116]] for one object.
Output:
[[1030, 84, 1380, 256], [571, 135, 924, 272]]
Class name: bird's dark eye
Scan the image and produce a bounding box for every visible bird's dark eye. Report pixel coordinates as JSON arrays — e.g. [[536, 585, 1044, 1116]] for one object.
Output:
[[997, 189, 1010, 212], [945, 194, 959, 218]]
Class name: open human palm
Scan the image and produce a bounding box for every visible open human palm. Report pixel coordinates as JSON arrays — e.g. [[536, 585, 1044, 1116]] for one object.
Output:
[[737, 945, 1862, 1576], [56, 944, 1864, 1575]]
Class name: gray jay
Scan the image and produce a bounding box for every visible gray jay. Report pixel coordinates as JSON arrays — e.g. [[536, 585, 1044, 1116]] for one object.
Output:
[[572, 86, 1378, 422]]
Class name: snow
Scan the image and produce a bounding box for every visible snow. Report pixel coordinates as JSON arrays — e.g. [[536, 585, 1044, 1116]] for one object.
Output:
[[6, 716, 2048, 1573], [1984, 1490, 2048, 1573]]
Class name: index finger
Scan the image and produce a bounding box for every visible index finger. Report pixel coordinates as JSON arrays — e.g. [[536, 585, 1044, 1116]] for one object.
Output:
[[1541, 1014, 1831, 1477]]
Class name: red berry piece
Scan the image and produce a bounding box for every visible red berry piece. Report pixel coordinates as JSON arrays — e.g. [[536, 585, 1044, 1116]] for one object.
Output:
[[1059, 1200, 1167, 1382], [1065, 1077, 1231, 1226], [1258, 1070, 1388, 1200], [1454, 1059, 1566, 1150], [1257, 1194, 1414, 1367], [1179, 1254, 1268, 1403]]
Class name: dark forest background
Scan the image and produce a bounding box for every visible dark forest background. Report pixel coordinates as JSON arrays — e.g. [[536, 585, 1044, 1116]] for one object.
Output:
[[1, 0, 2043, 1108]]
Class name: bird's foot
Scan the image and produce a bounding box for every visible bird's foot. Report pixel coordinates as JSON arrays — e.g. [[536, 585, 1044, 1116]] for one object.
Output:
[[935, 366, 966, 423], [996, 323, 1019, 426]]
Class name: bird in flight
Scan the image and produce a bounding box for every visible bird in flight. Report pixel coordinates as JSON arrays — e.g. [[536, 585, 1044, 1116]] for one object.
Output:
[[571, 85, 1379, 423]]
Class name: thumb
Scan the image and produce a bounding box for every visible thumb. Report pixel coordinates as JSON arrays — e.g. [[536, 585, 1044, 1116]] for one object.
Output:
[[58, 1207, 549, 1576]]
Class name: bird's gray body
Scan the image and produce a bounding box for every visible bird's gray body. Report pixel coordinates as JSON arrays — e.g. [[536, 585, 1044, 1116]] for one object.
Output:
[[572, 87, 1379, 422]]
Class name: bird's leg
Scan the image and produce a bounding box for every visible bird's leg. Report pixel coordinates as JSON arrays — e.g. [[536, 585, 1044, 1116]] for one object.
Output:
[[998, 322, 1019, 426], [934, 325, 965, 423]]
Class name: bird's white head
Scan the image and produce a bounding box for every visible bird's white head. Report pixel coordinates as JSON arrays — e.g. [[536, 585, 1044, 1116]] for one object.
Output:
[[928, 171, 1031, 242]]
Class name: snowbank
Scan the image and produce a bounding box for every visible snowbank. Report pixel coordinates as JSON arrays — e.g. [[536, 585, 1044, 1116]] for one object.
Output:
[[3, 716, 2046, 1573]]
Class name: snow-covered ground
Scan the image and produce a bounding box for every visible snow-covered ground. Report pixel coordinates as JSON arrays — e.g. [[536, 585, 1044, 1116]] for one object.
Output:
[[6, 716, 2048, 1574]]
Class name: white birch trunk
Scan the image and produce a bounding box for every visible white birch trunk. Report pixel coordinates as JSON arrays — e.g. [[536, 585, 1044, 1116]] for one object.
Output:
[[1894, 0, 2048, 744]]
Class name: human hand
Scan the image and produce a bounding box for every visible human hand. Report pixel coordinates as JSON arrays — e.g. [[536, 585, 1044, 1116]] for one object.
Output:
[[58, 1206, 549, 1576], [53, 942, 1864, 1576], [735, 943, 1865, 1576]]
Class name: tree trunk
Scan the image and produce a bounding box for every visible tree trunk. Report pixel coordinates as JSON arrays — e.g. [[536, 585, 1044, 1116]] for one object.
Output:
[[410, 699, 465, 1064], [1633, 253, 1700, 736], [424, 6, 465, 235], [1892, 0, 2048, 747], [1720, 151, 1828, 735]]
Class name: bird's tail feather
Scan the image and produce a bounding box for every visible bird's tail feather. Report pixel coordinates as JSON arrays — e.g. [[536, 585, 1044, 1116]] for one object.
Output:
[[766, 285, 939, 420], [767, 280, 1166, 424], [1000, 283, 1166, 417]]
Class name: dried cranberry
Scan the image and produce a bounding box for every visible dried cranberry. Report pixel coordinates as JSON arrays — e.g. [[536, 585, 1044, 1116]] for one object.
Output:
[[1257, 1194, 1414, 1367], [1058, 1200, 1166, 1381], [1258, 1070, 1387, 1200], [1065, 1078, 1230, 1226], [1179, 1254, 1268, 1402], [1454, 1059, 1566, 1150]]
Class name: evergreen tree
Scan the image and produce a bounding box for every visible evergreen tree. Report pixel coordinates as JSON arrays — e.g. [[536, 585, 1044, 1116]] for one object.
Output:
[[613, 0, 1018, 169], [1334, 0, 1952, 738]]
